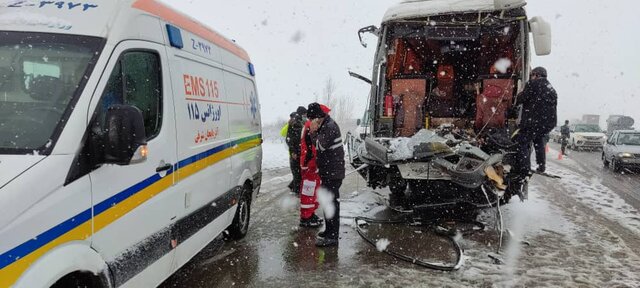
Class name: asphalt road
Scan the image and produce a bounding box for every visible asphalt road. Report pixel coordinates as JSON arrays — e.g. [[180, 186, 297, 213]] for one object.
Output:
[[161, 147, 640, 287], [547, 142, 640, 210]]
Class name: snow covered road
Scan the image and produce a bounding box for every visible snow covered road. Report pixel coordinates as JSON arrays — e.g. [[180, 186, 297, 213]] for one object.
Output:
[[161, 141, 640, 287]]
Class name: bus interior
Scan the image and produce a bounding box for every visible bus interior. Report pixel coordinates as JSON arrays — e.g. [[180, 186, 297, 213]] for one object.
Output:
[[375, 15, 526, 138]]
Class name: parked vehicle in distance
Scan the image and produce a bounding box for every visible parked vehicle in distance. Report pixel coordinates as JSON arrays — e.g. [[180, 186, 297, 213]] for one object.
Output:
[[550, 126, 562, 143], [602, 130, 640, 172], [581, 114, 600, 125], [569, 124, 606, 151], [606, 115, 634, 137], [354, 110, 371, 140]]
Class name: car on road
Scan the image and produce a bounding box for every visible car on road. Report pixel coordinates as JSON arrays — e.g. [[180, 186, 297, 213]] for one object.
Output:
[[602, 130, 640, 172], [569, 124, 606, 151], [353, 110, 372, 140], [550, 126, 562, 143]]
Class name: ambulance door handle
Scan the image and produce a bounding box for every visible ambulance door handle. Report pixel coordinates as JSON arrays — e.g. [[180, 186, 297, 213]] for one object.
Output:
[[156, 163, 173, 173]]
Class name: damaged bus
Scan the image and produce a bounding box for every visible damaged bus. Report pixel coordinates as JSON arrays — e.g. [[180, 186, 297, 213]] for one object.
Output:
[[347, 0, 551, 211]]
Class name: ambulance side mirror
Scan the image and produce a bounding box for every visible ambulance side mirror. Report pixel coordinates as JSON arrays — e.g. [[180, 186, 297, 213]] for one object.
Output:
[[358, 25, 379, 48], [529, 17, 552, 56], [104, 104, 148, 165]]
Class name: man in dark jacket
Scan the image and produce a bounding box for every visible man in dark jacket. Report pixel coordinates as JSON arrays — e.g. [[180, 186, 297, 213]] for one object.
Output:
[[511, 67, 557, 196], [307, 102, 345, 247], [286, 106, 307, 194], [560, 120, 571, 155], [533, 133, 550, 173]]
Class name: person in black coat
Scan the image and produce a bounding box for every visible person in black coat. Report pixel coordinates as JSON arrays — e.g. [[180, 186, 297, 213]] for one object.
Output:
[[560, 120, 571, 155], [511, 67, 557, 195], [286, 106, 307, 194], [307, 102, 345, 247]]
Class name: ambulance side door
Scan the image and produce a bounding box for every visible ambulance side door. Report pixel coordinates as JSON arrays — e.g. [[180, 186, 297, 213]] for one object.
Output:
[[169, 51, 233, 267], [88, 41, 181, 286]]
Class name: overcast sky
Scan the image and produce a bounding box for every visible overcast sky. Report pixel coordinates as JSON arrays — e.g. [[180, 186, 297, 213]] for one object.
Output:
[[163, 0, 640, 127]]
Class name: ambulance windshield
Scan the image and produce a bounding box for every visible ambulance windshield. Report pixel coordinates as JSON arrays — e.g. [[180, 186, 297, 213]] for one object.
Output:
[[0, 31, 104, 154]]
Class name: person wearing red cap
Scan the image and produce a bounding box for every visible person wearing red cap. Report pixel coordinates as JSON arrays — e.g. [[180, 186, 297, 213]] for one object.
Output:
[[298, 104, 331, 228]]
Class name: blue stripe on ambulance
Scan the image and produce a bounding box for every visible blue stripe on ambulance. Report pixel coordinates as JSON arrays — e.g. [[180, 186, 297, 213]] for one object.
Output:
[[0, 133, 261, 272]]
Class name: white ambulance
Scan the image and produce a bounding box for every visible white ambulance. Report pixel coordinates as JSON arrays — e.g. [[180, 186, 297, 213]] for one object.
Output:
[[0, 0, 262, 287]]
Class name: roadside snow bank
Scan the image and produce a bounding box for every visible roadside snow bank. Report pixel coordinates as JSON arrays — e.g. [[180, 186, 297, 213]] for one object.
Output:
[[262, 140, 290, 170], [546, 161, 640, 235]]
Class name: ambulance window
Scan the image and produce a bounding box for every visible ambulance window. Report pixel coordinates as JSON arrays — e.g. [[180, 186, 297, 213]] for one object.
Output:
[[122, 52, 162, 139], [97, 51, 162, 140]]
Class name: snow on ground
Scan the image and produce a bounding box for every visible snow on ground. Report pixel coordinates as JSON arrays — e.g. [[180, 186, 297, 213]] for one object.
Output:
[[376, 238, 390, 251], [250, 144, 640, 287], [455, 184, 579, 286], [547, 148, 640, 235], [262, 139, 290, 170], [338, 179, 640, 287], [339, 188, 383, 227], [547, 147, 589, 174], [258, 174, 292, 196], [447, 178, 640, 287]]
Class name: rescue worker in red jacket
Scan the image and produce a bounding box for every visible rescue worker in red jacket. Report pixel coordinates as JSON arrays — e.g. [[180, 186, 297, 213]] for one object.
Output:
[[298, 104, 332, 228]]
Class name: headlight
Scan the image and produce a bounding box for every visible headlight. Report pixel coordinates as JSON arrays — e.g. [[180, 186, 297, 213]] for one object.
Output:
[[618, 152, 634, 158]]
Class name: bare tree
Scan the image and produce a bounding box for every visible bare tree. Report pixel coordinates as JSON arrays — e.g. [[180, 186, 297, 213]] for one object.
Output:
[[335, 96, 356, 122], [322, 77, 338, 109], [317, 77, 357, 126]]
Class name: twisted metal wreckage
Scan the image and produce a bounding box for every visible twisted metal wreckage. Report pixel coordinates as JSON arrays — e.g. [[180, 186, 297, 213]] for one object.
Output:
[[348, 126, 539, 270], [349, 126, 514, 209]]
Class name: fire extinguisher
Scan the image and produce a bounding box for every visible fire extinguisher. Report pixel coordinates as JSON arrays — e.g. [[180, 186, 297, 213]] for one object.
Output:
[[384, 94, 394, 117]]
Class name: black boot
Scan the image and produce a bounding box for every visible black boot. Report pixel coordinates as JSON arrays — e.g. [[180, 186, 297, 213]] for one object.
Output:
[[315, 237, 338, 247], [300, 214, 323, 228]]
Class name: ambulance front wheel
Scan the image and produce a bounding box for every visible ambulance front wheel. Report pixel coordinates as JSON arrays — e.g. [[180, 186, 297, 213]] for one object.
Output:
[[227, 189, 251, 240]]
